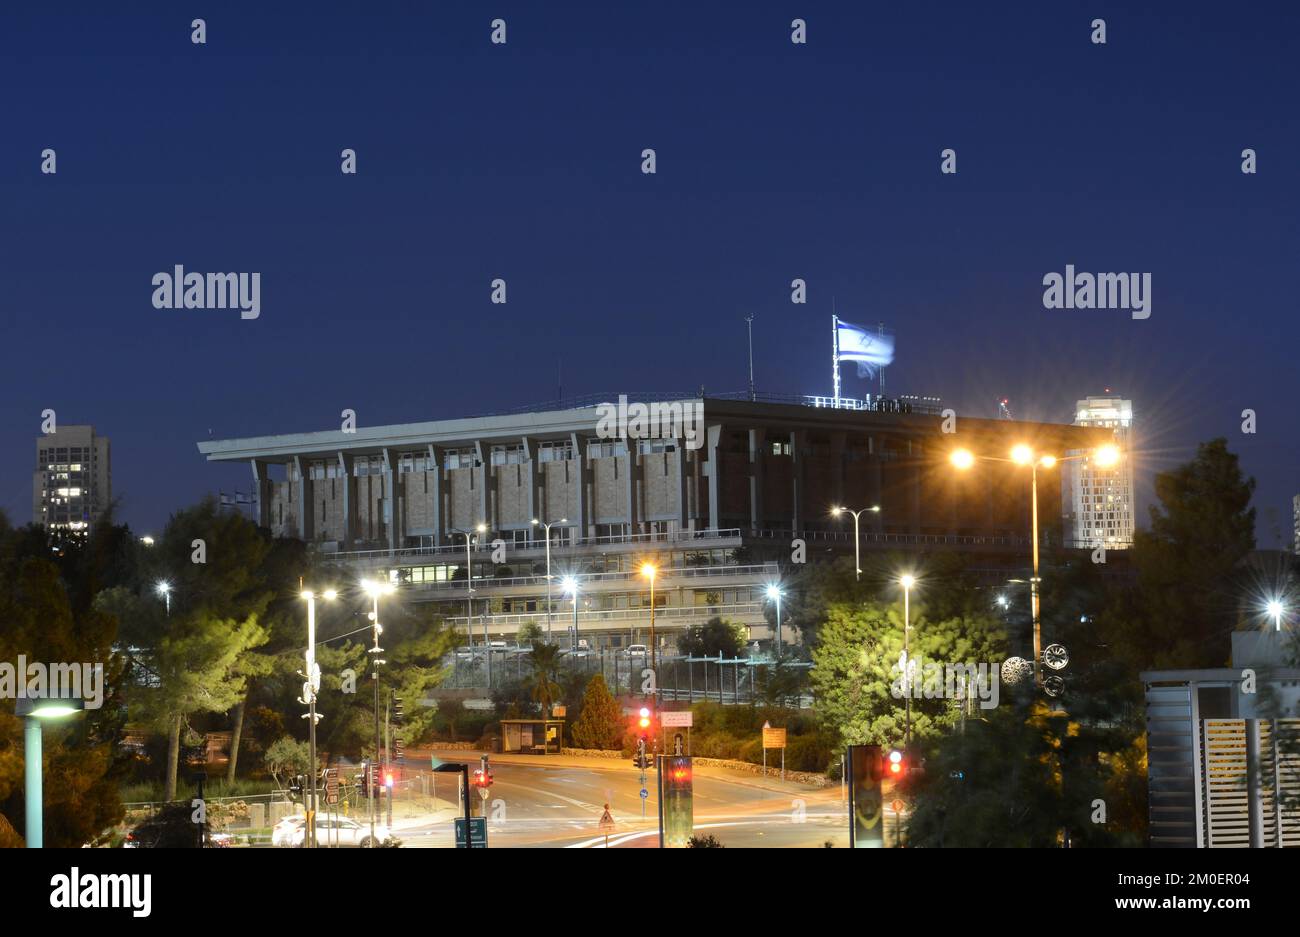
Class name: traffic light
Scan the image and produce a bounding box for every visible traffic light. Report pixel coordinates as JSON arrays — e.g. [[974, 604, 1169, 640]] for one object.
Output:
[[394, 735, 405, 765], [472, 768, 494, 788], [384, 770, 394, 790], [392, 695, 404, 724], [633, 735, 649, 769], [637, 706, 652, 731], [887, 749, 905, 776]]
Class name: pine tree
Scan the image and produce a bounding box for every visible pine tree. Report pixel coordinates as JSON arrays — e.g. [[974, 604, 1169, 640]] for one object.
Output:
[[571, 674, 625, 751]]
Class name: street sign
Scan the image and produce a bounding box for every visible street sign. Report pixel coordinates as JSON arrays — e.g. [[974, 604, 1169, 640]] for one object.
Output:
[[324, 767, 340, 806], [891, 799, 904, 814], [661, 710, 693, 727], [639, 788, 648, 799], [598, 806, 615, 831], [762, 726, 787, 749], [552, 704, 567, 718], [454, 816, 488, 849]]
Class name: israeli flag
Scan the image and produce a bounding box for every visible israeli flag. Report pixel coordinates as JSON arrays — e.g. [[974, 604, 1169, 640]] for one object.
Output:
[[837, 319, 894, 376]]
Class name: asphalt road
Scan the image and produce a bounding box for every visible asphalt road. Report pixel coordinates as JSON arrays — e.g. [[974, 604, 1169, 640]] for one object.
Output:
[[396, 751, 851, 848]]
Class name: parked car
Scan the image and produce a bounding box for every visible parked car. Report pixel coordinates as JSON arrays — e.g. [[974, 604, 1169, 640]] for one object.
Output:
[[622, 644, 648, 657], [273, 814, 394, 848]]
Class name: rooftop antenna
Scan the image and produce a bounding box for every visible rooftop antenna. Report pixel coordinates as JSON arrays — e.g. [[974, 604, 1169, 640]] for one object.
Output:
[[745, 315, 755, 401]]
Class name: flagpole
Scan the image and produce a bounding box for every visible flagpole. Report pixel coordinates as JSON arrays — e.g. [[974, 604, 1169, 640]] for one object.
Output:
[[831, 314, 841, 405]]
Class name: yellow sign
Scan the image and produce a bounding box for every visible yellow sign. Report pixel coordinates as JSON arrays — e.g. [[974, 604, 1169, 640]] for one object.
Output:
[[762, 727, 787, 749]]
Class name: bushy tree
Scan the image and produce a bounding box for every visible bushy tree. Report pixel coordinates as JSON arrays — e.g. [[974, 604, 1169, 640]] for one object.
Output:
[[571, 674, 624, 750], [810, 599, 1006, 747], [678, 617, 746, 658]]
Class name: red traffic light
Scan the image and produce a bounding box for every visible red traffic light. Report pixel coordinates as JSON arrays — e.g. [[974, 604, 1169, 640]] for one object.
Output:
[[384, 772, 394, 787], [638, 706, 652, 730]]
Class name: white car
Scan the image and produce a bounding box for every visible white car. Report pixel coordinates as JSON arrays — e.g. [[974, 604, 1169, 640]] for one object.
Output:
[[622, 644, 648, 657], [272, 814, 394, 848]]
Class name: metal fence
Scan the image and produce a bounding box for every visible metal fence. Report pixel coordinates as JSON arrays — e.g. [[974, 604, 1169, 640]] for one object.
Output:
[[447, 649, 812, 707]]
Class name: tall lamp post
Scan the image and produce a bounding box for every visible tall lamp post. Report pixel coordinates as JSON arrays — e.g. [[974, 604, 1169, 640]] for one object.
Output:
[[641, 563, 658, 688], [830, 505, 880, 581], [899, 574, 915, 745], [453, 523, 487, 659], [299, 588, 336, 848], [532, 517, 568, 640], [155, 580, 172, 616], [765, 584, 784, 657], [361, 578, 394, 847], [562, 576, 580, 650], [18, 695, 86, 847], [950, 443, 1119, 685]]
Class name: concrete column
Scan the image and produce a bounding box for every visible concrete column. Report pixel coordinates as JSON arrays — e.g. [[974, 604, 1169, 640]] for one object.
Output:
[[382, 448, 399, 553], [1246, 719, 1265, 848], [521, 437, 538, 528], [747, 428, 766, 533], [336, 452, 354, 547], [428, 445, 445, 546], [624, 448, 639, 535], [830, 431, 846, 512], [705, 425, 723, 532], [292, 456, 313, 542], [474, 441, 491, 531], [570, 432, 588, 539], [250, 460, 271, 529], [681, 439, 691, 532], [790, 430, 807, 534]]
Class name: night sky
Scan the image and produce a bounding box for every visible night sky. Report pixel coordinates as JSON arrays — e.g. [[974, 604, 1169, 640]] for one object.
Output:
[[1, 2, 1296, 542]]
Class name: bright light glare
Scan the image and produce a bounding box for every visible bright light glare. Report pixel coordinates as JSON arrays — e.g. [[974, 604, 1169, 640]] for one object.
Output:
[[561, 575, 577, 594], [641, 563, 656, 580], [323, 589, 338, 601], [949, 450, 974, 470], [1266, 600, 1284, 618], [155, 580, 171, 596], [766, 584, 782, 600], [830, 506, 843, 515], [1094, 444, 1121, 467], [1039, 455, 1057, 469], [899, 574, 915, 589], [1010, 444, 1033, 465]]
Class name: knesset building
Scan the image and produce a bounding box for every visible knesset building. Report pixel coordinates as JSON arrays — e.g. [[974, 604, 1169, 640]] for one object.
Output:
[[197, 393, 1109, 652]]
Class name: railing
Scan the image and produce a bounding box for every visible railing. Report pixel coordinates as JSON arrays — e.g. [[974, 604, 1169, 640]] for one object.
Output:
[[320, 527, 744, 563], [401, 562, 778, 593], [748, 528, 1032, 549], [444, 601, 764, 630]]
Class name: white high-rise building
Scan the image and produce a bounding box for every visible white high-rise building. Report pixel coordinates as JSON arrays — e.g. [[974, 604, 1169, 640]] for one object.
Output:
[[1068, 394, 1135, 550], [33, 424, 111, 537]]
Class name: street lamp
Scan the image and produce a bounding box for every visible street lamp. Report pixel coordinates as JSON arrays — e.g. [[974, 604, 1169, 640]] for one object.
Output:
[[452, 524, 487, 656], [950, 443, 1121, 686], [299, 588, 337, 848], [361, 577, 395, 847], [1266, 599, 1286, 632], [18, 695, 86, 847], [155, 580, 172, 616], [830, 505, 881, 581], [562, 576, 579, 650], [765, 584, 784, 657], [899, 574, 915, 744], [641, 563, 658, 686], [532, 517, 569, 640]]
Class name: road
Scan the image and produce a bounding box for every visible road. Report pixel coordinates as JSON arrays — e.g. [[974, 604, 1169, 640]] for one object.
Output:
[[394, 749, 850, 848]]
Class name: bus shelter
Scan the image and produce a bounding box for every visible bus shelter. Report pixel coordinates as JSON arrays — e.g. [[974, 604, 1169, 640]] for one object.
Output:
[[499, 719, 565, 755]]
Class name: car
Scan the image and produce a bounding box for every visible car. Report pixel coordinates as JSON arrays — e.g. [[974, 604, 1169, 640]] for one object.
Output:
[[622, 644, 648, 657], [272, 814, 394, 848]]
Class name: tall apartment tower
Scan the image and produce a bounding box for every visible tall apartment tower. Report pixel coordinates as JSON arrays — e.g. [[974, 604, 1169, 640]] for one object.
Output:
[[1068, 394, 1135, 550], [1293, 494, 1299, 555], [33, 425, 111, 536]]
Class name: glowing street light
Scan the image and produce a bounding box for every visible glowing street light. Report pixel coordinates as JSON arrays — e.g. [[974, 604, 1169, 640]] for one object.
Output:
[[155, 580, 172, 616], [831, 505, 880, 581], [1266, 599, 1286, 632], [765, 584, 785, 657], [18, 695, 86, 848], [360, 576, 396, 847], [562, 575, 580, 649], [641, 564, 659, 682], [299, 587, 337, 848], [900, 574, 916, 744], [532, 516, 569, 639], [949, 443, 1121, 687]]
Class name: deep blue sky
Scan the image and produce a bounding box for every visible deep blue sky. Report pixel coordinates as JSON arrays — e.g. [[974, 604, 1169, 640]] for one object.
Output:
[[1, 2, 1296, 542]]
